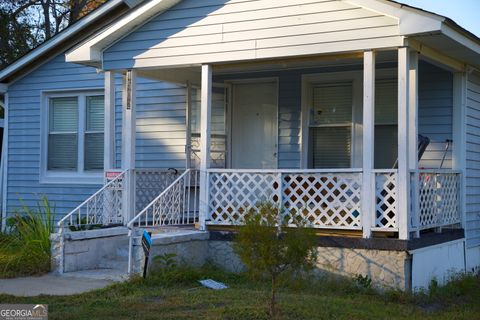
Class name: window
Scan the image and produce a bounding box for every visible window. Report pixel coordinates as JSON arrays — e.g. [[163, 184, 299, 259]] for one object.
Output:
[[189, 86, 227, 168], [42, 91, 104, 183], [308, 82, 353, 168], [374, 79, 398, 168]]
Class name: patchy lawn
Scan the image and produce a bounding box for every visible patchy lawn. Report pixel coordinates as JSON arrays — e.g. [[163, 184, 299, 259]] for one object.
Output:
[[0, 266, 479, 320]]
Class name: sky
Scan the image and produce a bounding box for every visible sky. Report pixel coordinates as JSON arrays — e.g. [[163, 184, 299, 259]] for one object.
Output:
[[398, 0, 480, 37]]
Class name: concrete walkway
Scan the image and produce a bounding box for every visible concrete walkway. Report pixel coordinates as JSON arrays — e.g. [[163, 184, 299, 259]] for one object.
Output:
[[0, 271, 122, 297]]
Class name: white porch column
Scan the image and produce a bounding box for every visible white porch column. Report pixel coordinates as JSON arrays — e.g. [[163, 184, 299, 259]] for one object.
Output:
[[408, 51, 419, 170], [104, 71, 116, 171], [199, 65, 212, 231], [398, 48, 411, 240], [408, 51, 420, 237], [122, 70, 137, 221], [453, 72, 467, 230], [362, 51, 375, 238]]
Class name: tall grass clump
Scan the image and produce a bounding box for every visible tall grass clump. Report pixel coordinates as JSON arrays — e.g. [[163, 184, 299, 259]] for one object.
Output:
[[0, 196, 55, 277]]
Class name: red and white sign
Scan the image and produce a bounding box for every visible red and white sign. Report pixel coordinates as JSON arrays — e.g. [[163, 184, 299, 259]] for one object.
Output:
[[105, 170, 122, 181]]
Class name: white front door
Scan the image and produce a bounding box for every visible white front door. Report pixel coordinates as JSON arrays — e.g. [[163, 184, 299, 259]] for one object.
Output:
[[232, 81, 278, 169]]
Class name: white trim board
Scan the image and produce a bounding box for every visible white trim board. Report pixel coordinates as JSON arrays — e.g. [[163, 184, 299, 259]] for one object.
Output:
[[0, 0, 124, 83], [66, 0, 181, 64]]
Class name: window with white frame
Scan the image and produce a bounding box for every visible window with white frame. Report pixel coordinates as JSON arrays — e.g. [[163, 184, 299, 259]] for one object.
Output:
[[43, 91, 104, 182], [308, 82, 353, 168]]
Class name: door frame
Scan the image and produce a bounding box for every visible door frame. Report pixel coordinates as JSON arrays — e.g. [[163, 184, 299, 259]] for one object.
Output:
[[226, 77, 279, 169]]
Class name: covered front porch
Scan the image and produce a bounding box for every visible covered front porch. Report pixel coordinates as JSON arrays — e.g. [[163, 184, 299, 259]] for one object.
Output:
[[73, 48, 462, 242]]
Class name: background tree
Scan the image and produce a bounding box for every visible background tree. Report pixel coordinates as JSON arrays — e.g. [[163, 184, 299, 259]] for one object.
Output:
[[0, 0, 107, 69]]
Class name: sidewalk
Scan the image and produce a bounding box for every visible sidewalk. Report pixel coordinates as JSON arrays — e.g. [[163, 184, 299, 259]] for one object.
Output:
[[0, 272, 118, 296]]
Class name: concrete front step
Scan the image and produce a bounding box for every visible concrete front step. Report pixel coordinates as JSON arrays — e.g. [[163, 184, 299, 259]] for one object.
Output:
[[98, 258, 128, 272], [61, 268, 129, 282]]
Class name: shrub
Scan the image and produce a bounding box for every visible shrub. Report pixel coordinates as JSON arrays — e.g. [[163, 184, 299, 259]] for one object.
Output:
[[233, 203, 318, 318], [0, 196, 55, 277]]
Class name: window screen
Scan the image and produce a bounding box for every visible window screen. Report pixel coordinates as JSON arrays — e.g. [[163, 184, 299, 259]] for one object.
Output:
[[375, 79, 398, 168], [309, 83, 353, 168], [48, 97, 78, 170], [85, 96, 105, 171]]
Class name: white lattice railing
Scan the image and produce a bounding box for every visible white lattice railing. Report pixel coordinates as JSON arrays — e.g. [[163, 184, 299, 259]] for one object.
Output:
[[58, 170, 128, 230], [128, 169, 200, 228], [411, 169, 461, 231], [374, 170, 398, 230], [208, 169, 365, 230]]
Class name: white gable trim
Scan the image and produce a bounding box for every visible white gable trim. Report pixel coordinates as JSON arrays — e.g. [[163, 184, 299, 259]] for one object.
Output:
[[0, 0, 124, 83], [441, 24, 480, 55], [65, 0, 181, 64], [346, 0, 443, 35]]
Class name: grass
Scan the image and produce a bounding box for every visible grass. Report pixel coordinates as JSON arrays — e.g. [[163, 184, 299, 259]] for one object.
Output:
[[0, 196, 54, 278], [0, 265, 478, 320]]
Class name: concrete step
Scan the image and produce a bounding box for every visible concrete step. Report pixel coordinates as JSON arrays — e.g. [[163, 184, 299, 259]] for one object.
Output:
[[61, 268, 128, 282], [98, 258, 128, 272]]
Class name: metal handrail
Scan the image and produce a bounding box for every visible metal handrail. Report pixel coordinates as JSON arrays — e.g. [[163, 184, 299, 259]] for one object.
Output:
[[127, 169, 195, 228], [57, 169, 129, 228]]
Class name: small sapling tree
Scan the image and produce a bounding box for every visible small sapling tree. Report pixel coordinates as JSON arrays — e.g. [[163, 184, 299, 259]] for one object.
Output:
[[233, 203, 317, 318]]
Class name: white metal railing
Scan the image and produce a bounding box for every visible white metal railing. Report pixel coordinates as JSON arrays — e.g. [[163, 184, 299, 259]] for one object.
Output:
[[57, 169, 128, 231], [207, 169, 365, 230], [410, 169, 462, 231], [127, 169, 200, 228]]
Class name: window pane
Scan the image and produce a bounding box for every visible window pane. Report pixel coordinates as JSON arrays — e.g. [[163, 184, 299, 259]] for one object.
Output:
[[49, 97, 78, 132], [310, 127, 351, 168], [48, 134, 77, 170], [311, 83, 352, 125], [375, 125, 398, 169], [85, 133, 104, 170], [375, 79, 397, 124], [86, 96, 104, 131]]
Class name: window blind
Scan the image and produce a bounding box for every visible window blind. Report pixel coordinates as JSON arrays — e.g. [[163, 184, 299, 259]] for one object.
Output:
[[309, 83, 353, 169], [375, 79, 398, 168], [48, 97, 78, 170], [85, 95, 104, 171]]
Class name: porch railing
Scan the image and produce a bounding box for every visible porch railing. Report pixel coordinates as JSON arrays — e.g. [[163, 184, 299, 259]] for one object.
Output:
[[57, 169, 128, 231], [127, 169, 200, 228], [207, 169, 365, 229], [410, 169, 462, 231], [374, 169, 398, 230]]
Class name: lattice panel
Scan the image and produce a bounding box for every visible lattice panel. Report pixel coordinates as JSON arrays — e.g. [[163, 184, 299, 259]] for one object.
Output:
[[375, 172, 398, 229], [282, 173, 362, 229], [438, 174, 460, 225], [135, 169, 178, 213], [208, 172, 280, 225], [416, 172, 461, 229]]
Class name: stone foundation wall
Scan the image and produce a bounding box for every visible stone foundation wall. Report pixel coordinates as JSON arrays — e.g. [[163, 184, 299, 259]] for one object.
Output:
[[315, 247, 410, 290], [204, 241, 410, 290]]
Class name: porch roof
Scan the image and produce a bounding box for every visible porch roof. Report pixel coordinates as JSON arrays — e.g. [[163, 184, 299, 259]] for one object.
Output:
[[65, 0, 480, 70]]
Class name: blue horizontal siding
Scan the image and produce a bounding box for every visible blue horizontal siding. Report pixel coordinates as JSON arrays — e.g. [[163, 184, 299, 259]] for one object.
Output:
[[6, 54, 104, 220]]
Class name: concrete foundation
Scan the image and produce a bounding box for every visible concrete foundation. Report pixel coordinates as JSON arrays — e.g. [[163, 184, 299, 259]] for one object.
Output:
[[51, 227, 129, 274], [52, 228, 470, 291]]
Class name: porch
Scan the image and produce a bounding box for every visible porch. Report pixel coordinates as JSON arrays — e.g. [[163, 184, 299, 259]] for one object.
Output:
[[58, 49, 465, 243]]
